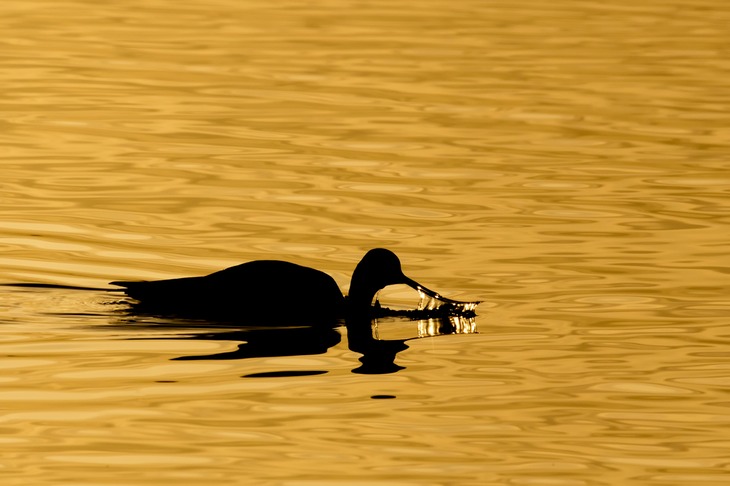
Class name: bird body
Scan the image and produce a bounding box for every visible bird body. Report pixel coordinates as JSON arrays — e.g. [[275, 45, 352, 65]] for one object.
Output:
[[112, 260, 344, 321], [111, 248, 476, 322]]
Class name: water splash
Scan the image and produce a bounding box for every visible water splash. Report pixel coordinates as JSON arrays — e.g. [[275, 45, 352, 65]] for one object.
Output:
[[370, 315, 478, 341], [416, 287, 479, 316], [418, 316, 477, 337], [371, 285, 480, 319]]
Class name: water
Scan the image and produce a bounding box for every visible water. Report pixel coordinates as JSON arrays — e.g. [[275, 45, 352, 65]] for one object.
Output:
[[2, 0, 729, 484]]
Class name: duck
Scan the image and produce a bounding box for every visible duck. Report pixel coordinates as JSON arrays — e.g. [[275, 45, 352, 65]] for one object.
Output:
[[110, 248, 474, 322]]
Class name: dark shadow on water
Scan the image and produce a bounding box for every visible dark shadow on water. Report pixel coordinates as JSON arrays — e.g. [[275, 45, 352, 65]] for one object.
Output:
[[346, 316, 410, 374], [111, 309, 477, 375], [168, 324, 343, 362], [244, 370, 329, 378]]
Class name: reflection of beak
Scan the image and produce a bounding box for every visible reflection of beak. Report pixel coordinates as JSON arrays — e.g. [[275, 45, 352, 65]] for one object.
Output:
[[401, 275, 480, 306]]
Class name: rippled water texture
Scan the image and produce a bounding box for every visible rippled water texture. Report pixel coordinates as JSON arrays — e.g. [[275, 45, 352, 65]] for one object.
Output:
[[1, 0, 729, 484]]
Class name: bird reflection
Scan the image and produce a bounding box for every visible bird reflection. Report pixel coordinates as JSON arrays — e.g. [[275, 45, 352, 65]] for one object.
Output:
[[346, 316, 410, 374], [115, 310, 477, 375], [170, 324, 342, 362]]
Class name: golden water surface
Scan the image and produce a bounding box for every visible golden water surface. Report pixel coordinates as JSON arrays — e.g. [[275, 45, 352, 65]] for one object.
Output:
[[1, 0, 729, 484]]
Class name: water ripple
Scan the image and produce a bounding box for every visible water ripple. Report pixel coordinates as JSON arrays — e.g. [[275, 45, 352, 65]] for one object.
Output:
[[2, 0, 730, 484]]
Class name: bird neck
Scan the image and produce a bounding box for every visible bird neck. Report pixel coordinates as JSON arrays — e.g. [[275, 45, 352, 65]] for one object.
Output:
[[347, 283, 379, 311]]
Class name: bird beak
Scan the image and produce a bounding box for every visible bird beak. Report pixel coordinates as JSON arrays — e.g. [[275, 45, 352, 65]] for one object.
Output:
[[401, 275, 479, 307]]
